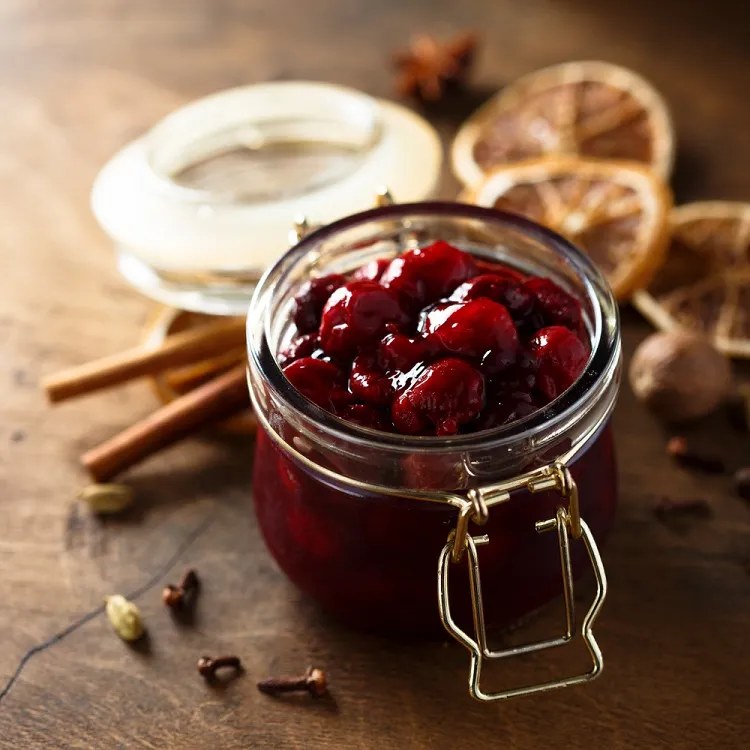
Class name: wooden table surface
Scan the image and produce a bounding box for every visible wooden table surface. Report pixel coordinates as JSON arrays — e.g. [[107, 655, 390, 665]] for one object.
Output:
[[1, 1, 749, 748]]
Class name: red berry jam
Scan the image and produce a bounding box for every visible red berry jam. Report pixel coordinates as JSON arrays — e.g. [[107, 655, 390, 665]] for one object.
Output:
[[279, 240, 588, 436]]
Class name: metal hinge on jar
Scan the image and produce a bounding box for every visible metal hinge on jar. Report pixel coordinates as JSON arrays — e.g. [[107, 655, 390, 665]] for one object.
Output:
[[289, 185, 421, 260], [437, 462, 607, 702], [289, 186, 395, 244]]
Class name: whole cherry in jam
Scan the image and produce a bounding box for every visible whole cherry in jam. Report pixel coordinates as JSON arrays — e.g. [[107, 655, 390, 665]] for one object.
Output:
[[380, 240, 478, 306], [282, 357, 351, 411], [449, 274, 535, 322], [391, 357, 485, 436], [349, 353, 394, 406], [529, 326, 589, 401], [292, 274, 346, 333], [378, 332, 435, 372], [421, 298, 519, 371], [319, 281, 410, 357], [523, 277, 585, 337]]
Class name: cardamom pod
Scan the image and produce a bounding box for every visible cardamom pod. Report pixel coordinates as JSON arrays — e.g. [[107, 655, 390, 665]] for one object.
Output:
[[79, 483, 133, 514], [105, 594, 145, 641]]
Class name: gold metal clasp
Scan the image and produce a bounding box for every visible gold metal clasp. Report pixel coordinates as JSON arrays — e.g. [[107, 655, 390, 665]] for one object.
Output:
[[450, 462, 580, 563], [438, 463, 607, 702], [374, 185, 395, 206], [289, 215, 317, 245], [289, 187, 395, 247]]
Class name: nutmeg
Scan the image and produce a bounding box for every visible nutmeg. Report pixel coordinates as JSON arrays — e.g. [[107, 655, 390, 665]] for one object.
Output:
[[629, 331, 732, 422]]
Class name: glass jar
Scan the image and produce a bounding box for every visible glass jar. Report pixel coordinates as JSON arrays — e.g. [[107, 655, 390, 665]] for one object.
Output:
[[247, 202, 621, 700]]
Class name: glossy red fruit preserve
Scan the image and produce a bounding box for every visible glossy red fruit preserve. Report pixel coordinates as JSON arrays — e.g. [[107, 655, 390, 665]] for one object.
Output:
[[252, 425, 616, 634], [280, 240, 592, 438]]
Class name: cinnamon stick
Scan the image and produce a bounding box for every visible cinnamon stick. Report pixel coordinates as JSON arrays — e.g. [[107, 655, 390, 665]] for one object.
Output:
[[43, 317, 246, 403], [81, 364, 252, 482], [163, 348, 247, 392]]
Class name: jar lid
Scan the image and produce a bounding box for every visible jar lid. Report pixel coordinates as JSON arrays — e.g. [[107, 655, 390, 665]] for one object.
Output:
[[91, 81, 442, 314]]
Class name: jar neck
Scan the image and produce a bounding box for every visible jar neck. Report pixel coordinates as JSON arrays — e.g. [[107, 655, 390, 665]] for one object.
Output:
[[247, 202, 621, 492]]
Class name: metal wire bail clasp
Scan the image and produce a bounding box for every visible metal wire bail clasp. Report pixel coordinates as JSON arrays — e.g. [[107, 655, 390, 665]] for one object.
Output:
[[437, 462, 608, 702]]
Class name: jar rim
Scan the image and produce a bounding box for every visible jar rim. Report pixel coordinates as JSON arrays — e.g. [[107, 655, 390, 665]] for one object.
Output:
[[247, 201, 621, 456]]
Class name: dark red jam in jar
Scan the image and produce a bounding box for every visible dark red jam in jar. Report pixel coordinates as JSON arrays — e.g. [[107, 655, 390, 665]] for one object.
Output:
[[247, 203, 621, 635]]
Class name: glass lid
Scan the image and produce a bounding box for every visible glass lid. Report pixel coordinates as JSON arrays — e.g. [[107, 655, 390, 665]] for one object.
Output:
[[91, 81, 442, 315]]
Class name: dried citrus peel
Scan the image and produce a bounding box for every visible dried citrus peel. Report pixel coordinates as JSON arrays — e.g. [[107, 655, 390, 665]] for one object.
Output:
[[633, 201, 750, 358], [452, 60, 675, 186], [463, 156, 672, 300]]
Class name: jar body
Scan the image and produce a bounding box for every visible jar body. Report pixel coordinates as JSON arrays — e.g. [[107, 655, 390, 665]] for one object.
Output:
[[252, 423, 616, 634], [247, 203, 621, 638]]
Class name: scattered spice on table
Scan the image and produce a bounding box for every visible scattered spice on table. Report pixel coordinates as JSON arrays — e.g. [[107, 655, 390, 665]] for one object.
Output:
[[162, 568, 199, 608], [257, 666, 328, 698], [105, 595, 145, 642], [197, 655, 243, 682], [393, 31, 476, 103], [79, 483, 134, 514], [629, 331, 732, 423], [665, 436, 726, 474], [42, 318, 252, 482]]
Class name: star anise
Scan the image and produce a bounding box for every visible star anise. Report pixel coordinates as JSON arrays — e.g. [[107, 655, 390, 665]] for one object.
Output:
[[393, 32, 477, 103]]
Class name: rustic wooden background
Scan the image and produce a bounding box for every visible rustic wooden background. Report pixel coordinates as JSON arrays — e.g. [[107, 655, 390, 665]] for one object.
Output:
[[1, 1, 748, 747]]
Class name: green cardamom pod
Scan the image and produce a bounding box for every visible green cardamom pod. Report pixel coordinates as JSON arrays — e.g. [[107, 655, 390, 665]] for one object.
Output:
[[79, 484, 133, 514], [105, 595, 145, 641]]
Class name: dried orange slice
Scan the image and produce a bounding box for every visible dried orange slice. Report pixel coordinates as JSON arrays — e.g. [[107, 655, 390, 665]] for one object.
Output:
[[632, 202, 750, 358], [463, 156, 672, 299], [452, 60, 675, 186]]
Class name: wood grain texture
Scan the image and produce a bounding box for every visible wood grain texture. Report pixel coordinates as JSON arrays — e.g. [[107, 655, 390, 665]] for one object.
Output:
[[0, 1, 748, 747]]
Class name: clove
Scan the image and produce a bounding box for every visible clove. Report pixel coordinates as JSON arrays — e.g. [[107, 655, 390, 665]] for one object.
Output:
[[257, 666, 328, 698], [162, 568, 199, 608], [197, 655, 242, 681]]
